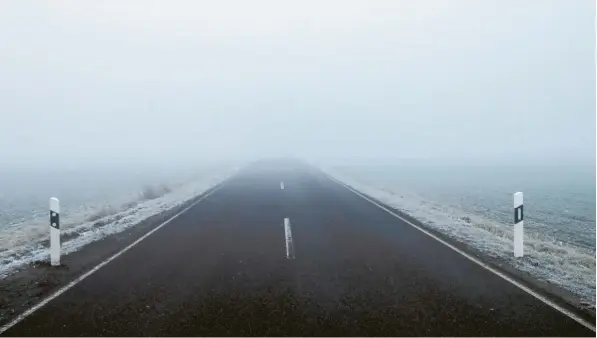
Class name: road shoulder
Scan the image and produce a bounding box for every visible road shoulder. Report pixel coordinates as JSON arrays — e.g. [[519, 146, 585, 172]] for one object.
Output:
[[0, 182, 223, 328], [322, 172, 596, 327]]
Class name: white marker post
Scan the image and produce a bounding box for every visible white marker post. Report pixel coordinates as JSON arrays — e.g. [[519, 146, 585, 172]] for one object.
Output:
[[283, 217, 295, 259], [49, 197, 60, 266], [280, 181, 285, 190], [513, 192, 524, 258]]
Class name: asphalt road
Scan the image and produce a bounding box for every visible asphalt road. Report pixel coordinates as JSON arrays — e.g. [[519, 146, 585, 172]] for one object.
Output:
[[2, 161, 594, 336]]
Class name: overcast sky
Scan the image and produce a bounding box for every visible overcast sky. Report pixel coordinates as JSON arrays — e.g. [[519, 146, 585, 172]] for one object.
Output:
[[0, 0, 594, 169]]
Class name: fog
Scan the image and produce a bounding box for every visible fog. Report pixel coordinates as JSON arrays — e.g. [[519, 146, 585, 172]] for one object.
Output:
[[0, 0, 594, 170]]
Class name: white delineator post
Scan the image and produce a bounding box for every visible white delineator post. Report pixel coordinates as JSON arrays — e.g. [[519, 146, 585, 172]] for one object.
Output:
[[50, 197, 60, 266], [513, 192, 524, 258]]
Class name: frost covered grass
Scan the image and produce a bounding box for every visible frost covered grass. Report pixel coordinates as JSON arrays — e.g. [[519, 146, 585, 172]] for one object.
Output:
[[324, 168, 596, 307], [82, 183, 173, 223], [0, 168, 238, 278]]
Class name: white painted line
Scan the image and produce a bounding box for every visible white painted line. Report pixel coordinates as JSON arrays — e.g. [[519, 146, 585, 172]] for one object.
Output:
[[284, 217, 295, 259], [280, 181, 284, 190], [0, 180, 230, 335], [324, 174, 595, 332]]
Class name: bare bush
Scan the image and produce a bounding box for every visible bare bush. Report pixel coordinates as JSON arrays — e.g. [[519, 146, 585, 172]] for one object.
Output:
[[139, 184, 171, 201], [86, 205, 117, 222], [121, 200, 139, 210]]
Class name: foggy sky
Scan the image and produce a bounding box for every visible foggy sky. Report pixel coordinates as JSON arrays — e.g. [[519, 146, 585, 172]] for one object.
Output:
[[0, 0, 594, 169]]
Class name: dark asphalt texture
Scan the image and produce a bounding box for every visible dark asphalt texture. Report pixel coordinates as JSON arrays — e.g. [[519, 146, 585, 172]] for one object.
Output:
[[2, 161, 594, 336]]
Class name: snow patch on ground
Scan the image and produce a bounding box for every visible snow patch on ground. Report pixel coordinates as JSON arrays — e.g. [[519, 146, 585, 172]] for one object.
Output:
[[324, 168, 596, 307]]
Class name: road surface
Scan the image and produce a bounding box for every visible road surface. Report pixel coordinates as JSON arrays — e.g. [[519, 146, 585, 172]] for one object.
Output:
[[1, 161, 594, 336]]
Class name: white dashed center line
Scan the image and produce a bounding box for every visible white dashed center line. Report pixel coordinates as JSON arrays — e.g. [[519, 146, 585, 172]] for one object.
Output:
[[283, 217, 295, 259]]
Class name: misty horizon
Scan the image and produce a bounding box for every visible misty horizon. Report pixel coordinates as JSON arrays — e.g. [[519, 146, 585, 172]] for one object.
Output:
[[0, 0, 594, 170]]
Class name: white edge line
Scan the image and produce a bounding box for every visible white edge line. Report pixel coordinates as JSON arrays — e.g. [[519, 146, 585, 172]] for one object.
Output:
[[324, 173, 596, 332], [0, 179, 229, 335]]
